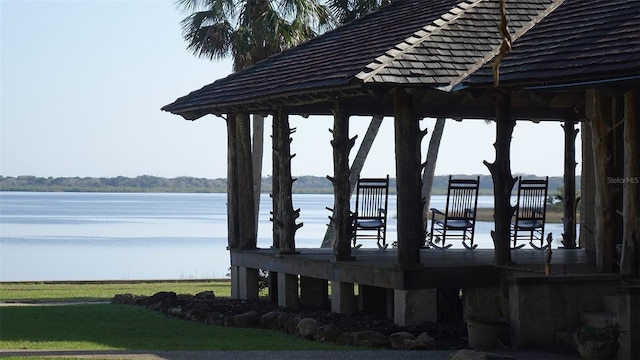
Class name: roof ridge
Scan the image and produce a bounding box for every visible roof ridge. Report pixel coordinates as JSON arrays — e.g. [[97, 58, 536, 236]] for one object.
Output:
[[355, 0, 484, 83], [441, 0, 566, 92]]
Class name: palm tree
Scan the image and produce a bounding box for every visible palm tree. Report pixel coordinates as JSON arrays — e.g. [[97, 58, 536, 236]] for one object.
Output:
[[177, 0, 332, 71], [176, 0, 333, 237]]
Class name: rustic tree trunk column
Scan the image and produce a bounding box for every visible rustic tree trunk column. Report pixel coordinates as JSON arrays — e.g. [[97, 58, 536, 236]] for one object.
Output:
[[236, 112, 257, 250], [562, 119, 579, 248], [227, 114, 240, 250], [589, 89, 617, 273], [394, 89, 424, 267], [621, 87, 639, 276], [484, 93, 516, 266], [330, 101, 355, 261], [273, 109, 301, 254]]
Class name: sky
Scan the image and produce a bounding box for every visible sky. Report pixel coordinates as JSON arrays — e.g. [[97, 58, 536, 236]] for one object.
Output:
[[1, 0, 580, 180]]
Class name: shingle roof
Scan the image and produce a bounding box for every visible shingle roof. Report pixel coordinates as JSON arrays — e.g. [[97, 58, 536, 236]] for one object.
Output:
[[162, 0, 558, 119], [466, 0, 640, 87], [355, 0, 560, 88]]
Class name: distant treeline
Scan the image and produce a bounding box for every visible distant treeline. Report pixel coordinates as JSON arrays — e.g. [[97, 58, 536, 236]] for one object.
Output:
[[0, 175, 575, 194]]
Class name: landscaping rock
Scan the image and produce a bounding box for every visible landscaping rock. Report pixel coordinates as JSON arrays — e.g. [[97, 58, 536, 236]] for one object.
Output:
[[234, 310, 260, 327], [143, 291, 178, 312], [196, 290, 215, 300], [415, 331, 437, 350], [297, 317, 320, 340], [314, 323, 344, 342], [258, 311, 280, 329], [353, 330, 390, 348], [390, 331, 416, 350], [112, 293, 137, 305], [286, 316, 301, 335]]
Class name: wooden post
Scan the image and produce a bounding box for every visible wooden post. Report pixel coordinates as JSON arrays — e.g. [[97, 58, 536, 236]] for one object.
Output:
[[236, 112, 257, 250], [589, 89, 617, 273], [561, 120, 579, 248], [621, 87, 639, 276], [484, 93, 516, 266], [330, 101, 355, 261], [227, 114, 240, 249], [393, 89, 424, 266], [273, 109, 300, 254], [580, 115, 596, 252]]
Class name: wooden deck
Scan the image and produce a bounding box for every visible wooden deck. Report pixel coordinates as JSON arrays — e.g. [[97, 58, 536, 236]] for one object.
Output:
[[230, 247, 596, 290]]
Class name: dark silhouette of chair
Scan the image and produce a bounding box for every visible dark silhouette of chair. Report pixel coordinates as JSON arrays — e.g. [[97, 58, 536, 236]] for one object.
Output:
[[426, 176, 480, 250], [511, 176, 549, 249], [352, 176, 389, 250], [511, 176, 549, 250]]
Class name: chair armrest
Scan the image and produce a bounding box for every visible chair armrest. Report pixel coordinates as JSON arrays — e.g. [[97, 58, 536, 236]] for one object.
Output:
[[430, 208, 445, 217]]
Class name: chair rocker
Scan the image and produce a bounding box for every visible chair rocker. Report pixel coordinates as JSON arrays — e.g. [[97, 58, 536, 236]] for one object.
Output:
[[511, 176, 549, 249], [426, 176, 480, 250], [352, 176, 389, 250]]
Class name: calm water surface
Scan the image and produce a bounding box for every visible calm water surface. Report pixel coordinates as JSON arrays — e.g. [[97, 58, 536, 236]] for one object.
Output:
[[0, 192, 565, 281]]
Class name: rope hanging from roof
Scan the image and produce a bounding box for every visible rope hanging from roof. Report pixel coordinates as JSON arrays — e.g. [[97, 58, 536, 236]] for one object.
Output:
[[492, 0, 512, 87]]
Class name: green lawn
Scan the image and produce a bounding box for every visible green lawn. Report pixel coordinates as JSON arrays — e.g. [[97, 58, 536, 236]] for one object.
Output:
[[0, 280, 231, 302], [0, 281, 348, 351], [0, 304, 346, 351]]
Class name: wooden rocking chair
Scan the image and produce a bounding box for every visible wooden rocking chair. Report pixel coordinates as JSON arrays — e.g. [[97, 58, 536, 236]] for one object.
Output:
[[352, 176, 389, 250], [511, 176, 549, 249], [426, 176, 480, 250]]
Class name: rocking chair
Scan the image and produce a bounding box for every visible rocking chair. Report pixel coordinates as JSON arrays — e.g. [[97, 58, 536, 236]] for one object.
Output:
[[352, 176, 389, 250], [511, 176, 549, 249], [426, 176, 480, 250]]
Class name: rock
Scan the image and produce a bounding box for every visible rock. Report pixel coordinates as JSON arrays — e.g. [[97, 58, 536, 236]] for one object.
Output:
[[167, 306, 185, 318], [286, 316, 301, 335], [182, 301, 212, 312], [112, 293, 137, 305], [415, 331, 436, 350], [297, 318, 320, 340], [353, 330, 390, 348], [258, 311, 280, 329], [277, 313, 293, 331], [234, 310, 260, 327], [223, 314, 235, 326], [390, 331, 416, 350], [143, 291, 178, 312], [186, 310, 211, 322], [314, 323, 344, 342], [335, 331, 357, 346], [196, 290, 215, 300]]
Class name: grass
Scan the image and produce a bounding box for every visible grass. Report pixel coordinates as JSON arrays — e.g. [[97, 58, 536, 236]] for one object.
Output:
[[0, 280, 231, 302], [0, 304, 347, 351], [0, 281, 349, 352]]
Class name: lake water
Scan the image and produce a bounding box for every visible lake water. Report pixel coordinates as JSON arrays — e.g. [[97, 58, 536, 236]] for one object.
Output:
[[0, 192, 566, 281]]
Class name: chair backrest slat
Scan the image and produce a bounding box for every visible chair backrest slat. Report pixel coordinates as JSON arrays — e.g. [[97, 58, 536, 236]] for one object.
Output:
[[516, 177, 548, 221], [445, 176, 480, 220], [355, 176, 389, 219]]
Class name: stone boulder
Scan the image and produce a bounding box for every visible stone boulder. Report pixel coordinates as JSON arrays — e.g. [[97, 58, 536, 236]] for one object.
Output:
[[314, 323, 344, 342], [353, 330, 390, 348], [285, 316, 301, 335], [112, 293, 137, 305], [258, 311, 280, 329], [390, 331, 416, 350], [143, 291, 178, 312], [415, 332, 437, 350], [297, 317, 320, 340], [234, 310, 260, 327]]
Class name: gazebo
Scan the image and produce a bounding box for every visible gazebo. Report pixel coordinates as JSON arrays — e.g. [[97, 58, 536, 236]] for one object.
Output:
[[163, 0, 638, 353]]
